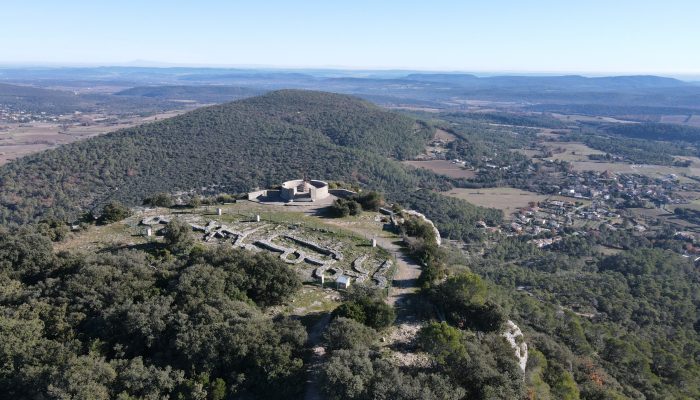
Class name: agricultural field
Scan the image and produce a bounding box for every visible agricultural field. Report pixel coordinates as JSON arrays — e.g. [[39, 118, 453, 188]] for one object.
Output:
[[627, 206, 700, 231], [0, 109, 188, 165], [433, 127, 457, 142], [569, 160, 698, 179], [549, 113, 637, 124], [443, 187, 548, 214], [402, 159, 477, 178], [659, 114, 692, 125], [512, 148, 541, 158], [688, 114, 700, 127], [542, 141, 605, 162]]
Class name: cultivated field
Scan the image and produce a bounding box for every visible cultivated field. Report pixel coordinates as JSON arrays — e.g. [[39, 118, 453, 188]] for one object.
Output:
[[568, 161, 700, 180], [403, 160, 477, 178], [688, 115, 700, 127], [513, 149, 542, 159], [660, 115, 691, 125], [443, 187, 548, 214], [434, 128, 457, 142], [629, 207, 700, 231], [0, 110, 188, 165], [543, 141, 605, 162], [550, 113, 637, 124]]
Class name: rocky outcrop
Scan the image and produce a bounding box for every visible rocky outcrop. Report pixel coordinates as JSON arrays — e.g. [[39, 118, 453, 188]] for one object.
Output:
[[403, 209, 441, 246], [502, 320, 528, 373], [352, 255, 370, 274]]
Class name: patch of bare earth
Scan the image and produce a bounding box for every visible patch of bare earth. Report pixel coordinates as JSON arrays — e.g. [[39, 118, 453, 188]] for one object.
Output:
[[403, 160, 477, 179]]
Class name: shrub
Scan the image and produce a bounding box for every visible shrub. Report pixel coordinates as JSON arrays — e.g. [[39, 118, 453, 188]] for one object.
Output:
[[163, 219, 194, 255], [99, 201, 132, 224], [354, 191, 383, 211], [323, 317, 377, 351], [143, 192, 173, 208], [333, 297, 395, 330], [329, 199, 362, 217]]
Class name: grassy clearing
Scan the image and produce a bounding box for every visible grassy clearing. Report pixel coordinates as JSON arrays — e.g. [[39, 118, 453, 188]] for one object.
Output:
[[543, 141, 605, 162], [434, 128, 457, 142], [282, 285, 342, 316], [567, 161, 698, 182], [402, 160, 477, 178], [443, 187, 548, 214]]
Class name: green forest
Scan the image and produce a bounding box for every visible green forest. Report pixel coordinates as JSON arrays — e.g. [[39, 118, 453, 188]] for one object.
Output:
[[0, 226, 307, 399], [2, 89, 700, 399], [0, 90, 499, 241], [473, 240, 700, 399]]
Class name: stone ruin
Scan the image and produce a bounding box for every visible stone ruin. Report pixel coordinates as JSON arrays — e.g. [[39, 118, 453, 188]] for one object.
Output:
[[141, 215, 392, 289]]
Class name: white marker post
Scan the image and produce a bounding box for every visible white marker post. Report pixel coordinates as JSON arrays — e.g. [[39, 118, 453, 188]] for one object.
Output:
[[217, 208, 222, 216]]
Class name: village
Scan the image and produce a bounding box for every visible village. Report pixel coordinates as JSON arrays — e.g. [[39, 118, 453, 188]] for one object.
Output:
[[474, 166, 700, 263], [0, 105, 61, 124]]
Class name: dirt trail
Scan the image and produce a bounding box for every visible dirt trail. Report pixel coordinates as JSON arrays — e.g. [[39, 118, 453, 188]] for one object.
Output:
[[303, 313, 331, 400], [373, 235, 421, 322], [314, 216, 422, 322], [300, 208, 425, 399]]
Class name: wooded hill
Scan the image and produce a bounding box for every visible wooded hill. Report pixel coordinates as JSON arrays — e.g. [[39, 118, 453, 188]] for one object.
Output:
[[0, 82, 184, 115], [0, 90, 501, 239], [115, 85, 262, 103]]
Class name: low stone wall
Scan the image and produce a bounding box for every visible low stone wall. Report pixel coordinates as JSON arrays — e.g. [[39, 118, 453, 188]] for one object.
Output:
[[284, 235, 343, 260], [352, 255, 369, 275], [329, 188, 357, 199], [247, 190, 268, 201]]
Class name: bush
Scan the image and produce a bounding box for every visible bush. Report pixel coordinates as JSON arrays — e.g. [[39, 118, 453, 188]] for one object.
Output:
[[333, 297, 395, 330], [186, 196, 201, 208], [323, 317, 377, 351], [143, 192, 173, 208], [99, 201, 132, 224], [329, 198, 362, 217], [354, 191, 383, 211], [163, 219, 194, 255], [35, 219, 69, 242], [430, 272, 507, 332]]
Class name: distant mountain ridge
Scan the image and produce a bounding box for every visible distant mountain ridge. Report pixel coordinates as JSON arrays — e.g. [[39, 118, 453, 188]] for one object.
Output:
[[403, 74, 687, 89], [115, 85, 262, 103]]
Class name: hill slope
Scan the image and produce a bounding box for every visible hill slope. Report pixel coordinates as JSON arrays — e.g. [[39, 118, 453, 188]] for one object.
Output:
[[0, 83, 91, 113], [115, 85, 262, 103], [0, 90, 501, 238]]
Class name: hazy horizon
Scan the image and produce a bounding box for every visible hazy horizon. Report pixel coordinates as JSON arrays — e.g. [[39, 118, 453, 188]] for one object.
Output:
[[1, 62, 699, 82], [3, 1, 699, 77]]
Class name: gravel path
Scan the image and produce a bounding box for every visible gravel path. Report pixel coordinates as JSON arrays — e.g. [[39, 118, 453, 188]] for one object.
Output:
[[303, 313, 331, 400], [314, 216, 423, 323]]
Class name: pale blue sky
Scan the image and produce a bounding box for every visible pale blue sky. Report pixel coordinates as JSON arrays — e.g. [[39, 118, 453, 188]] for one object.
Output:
[[2, 0, 699, 75]]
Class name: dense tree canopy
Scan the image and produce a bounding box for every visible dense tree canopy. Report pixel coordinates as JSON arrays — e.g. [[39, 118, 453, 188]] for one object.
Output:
[[0, 229, 305, 399], [0, 90, 499, 241]]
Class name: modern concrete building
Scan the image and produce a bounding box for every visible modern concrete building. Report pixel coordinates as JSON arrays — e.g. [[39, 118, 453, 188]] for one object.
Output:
[[280, 178, 329, 202], [248, 178, 330, 203]]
